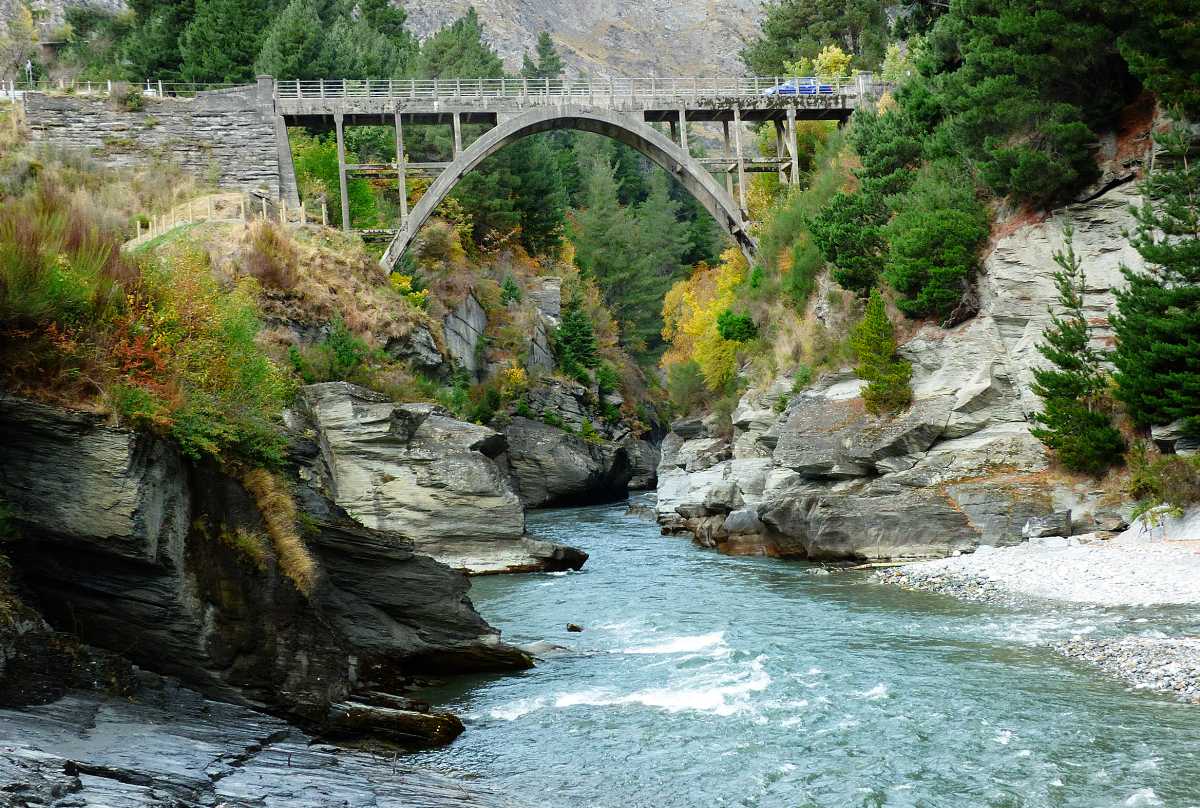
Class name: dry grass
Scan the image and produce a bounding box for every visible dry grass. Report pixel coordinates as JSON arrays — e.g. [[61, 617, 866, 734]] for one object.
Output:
[[242, 468, 317, 595], [241, 220, 298, 291]]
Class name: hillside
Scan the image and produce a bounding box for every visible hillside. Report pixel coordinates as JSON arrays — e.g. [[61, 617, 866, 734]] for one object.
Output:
[[6, 0, 761, 76], [402, 0, 761, 76]]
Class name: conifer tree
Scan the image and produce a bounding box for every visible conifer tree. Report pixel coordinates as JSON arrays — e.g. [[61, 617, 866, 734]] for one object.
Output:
[[555, 297, 599, 379], [122, 0, 194, 81], [254, 0, 327, 80], [572, 155, 665, 350], [1030, 227, 1124, 474], [521, 31, 563, 80], [180, 0, 275, 83], [850, 288, 912, 415], [1112, 122, 1200, 436]]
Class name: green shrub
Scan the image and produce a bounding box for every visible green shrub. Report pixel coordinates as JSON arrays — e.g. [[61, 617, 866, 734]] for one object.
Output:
[[792, 364, 813, 390], [500, 274, 522, 304], [580, 418, 603, 445], [850, 289, 912, 415], [466, 384, 501, 425], [1128, 444, 1200, 520], [667, 360, 707, 415], [595, 362, 619, 396], [785, 237, 823, 309], [1112, 122, 1200, 436], [883, 161, 989, 321], [716, 309, 758, 342], [808, 189, 888, 295], [289, 315, 372, 385], [0, 499, 16, 540], [116, 87, 144, 112], [515, 399, 534, 418]]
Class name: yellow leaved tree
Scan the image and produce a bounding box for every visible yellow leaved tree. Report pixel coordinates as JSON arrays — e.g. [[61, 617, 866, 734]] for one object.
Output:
[[661, 247, 749, 391]]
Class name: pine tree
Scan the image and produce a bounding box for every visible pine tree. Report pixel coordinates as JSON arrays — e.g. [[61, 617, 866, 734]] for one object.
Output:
[[572, 154, 665, 350], [1112, 122, 1200, 436], [254, 0, 328, 80], [122, 0, 194, 81], [850, 288, 912, 415], [180, 0, 276, 83], [322, 14, 404, 78], [1030, 227, 1125, 474], [521, 31, 563, 80], [414, 8, 503, 79], [634, 172, 689, 283], [1115, 0, 1200, 117], [555, 297, 599, 379]]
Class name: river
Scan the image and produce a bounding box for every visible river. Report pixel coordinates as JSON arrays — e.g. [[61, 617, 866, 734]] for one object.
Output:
[[412, 501, 1200, 808]]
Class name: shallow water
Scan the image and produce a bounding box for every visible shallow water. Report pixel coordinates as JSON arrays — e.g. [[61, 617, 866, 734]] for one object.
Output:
[[412, 501, 1200, 808]]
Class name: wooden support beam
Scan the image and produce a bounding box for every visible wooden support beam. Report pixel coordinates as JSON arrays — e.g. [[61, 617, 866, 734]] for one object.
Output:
[[334, 112, 350, 232], [394, 110, 408, 222], [786, 106, 799, 183], [774, 120, 786, 184], [732, 106, 747, 215], [722, 120, 734, 197]]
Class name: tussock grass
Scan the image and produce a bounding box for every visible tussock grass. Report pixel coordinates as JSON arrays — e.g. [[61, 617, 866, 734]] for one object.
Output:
[[242, 468, 317, 595]]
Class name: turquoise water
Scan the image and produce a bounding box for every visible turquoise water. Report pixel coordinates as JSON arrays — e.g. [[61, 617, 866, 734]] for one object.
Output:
[[413, 501, 1200, 807]]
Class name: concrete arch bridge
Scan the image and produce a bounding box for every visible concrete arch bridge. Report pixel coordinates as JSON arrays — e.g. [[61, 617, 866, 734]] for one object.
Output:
[[267, 75, 885, 269]]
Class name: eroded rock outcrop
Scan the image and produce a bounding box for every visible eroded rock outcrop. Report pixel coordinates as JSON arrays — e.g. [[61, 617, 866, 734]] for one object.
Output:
[[298, 382, 586, 573], [656, 177, 1147, 562], [501, 416, 632, 507], [0, 393, 529, 741]]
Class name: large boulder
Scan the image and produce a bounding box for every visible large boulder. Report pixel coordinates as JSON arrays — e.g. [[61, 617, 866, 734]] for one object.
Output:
[[502, 417, 632, 507], [757, 481, 979, 561], [299, 383, 583, 573], [0, 394, 530, 735], [624, 437, 661, 490]]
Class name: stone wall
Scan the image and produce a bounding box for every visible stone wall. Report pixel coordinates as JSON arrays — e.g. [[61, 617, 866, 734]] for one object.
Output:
[[22, 85, 285, 197]]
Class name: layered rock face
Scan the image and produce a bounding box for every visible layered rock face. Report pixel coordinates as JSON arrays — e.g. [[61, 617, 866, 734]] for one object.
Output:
[[656, 180, 1142, 561], [0, 394, 530, 739], [298, 382, 587, 573], [502, 416, 633, 506]]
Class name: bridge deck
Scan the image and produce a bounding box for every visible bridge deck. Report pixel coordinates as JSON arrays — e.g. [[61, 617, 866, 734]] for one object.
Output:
[[274, 76, 879, 124]]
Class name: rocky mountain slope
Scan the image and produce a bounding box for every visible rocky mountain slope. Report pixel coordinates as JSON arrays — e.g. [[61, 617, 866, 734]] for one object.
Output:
[[402, 0, 761, 76], [8, 0, 761, 76]]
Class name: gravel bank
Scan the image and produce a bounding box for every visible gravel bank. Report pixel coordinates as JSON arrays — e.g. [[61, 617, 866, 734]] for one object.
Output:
[[1057, 636, 1200, 704], [875, 536, 1200, 607], [875, 536, 1200, 702]]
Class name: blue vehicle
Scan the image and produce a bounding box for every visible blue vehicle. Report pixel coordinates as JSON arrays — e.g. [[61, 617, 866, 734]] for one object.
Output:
[[761, 78, 836, 96]]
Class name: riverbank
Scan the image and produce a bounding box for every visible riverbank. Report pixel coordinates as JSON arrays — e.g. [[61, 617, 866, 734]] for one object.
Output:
[[0, 676, 526, 807], [876, 531, 1200, 703]]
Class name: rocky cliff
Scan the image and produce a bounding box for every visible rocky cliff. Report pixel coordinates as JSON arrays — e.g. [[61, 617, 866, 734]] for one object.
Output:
[[0, 394, 531, 744], [297, 381, 588, 573], [655, 178, 1145, 561]]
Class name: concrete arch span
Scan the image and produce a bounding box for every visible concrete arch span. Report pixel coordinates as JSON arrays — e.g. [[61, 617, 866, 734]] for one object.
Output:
[[380, 105, 756, 270]]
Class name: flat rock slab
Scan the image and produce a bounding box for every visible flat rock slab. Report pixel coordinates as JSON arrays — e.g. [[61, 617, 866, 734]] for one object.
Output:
[[0, 683, 526, 807]]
